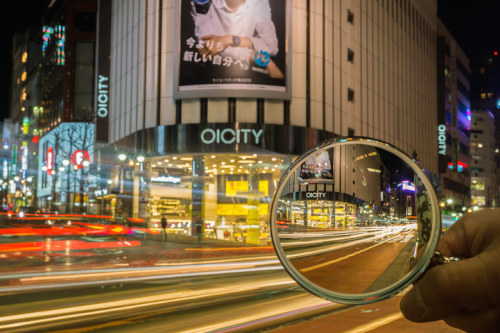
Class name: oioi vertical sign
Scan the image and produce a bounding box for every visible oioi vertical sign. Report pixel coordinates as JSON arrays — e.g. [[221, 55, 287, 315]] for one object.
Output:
[[437, 124, 448, 173], [95, 0, 111, 142]]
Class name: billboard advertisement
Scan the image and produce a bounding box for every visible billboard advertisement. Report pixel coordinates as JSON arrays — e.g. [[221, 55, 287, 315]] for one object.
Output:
[[299, 149, 333, 182], [175, 0, 290, 99]]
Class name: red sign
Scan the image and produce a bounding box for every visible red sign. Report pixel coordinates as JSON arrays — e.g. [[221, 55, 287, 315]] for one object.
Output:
[[47, 147, 54, 174], [72, 150, 90, 169]]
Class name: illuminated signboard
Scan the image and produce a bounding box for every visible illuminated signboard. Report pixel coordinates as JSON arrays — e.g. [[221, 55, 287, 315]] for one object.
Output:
[[47, 147, 54, 174], [398, 180, 416, 192], [96, 75, 109, 118], [448, 161, 468, 172], [151, 175, 181, 184], [226, 180, 268, 197], [216, 203, 269, 216], [42, 25, 66, 65], [437, 124, 446, 156], [176, 0, 291, 100], [200, 128, 263, 145], [72, 150, 90, 169], [22, 118, 29, 135]]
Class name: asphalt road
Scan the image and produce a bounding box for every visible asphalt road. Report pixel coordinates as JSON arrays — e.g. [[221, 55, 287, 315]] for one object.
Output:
[[268, 292, 463, 333]]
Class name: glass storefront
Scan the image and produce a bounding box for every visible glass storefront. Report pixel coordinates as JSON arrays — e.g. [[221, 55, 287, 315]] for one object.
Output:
[[107, 152, 289, 245]]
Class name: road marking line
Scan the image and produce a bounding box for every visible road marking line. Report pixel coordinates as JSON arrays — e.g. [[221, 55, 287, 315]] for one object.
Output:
[[342, 312, 404, 333]]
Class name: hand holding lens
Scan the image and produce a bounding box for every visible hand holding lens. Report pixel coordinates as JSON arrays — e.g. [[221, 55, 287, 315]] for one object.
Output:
[[270, 137, 460, 304]]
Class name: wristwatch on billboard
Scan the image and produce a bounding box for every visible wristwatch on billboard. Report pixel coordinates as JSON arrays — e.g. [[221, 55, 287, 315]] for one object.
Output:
[[232, 35, 241, 47], [194, 0, 211, 14]]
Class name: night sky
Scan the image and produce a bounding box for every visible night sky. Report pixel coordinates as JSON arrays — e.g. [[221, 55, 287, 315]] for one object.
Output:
[[1, 0, 499, 121], [437, 0, 500, 58]]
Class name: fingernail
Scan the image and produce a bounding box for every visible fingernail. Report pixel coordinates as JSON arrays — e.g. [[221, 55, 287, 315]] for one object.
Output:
[[401, 287, 428, 322]]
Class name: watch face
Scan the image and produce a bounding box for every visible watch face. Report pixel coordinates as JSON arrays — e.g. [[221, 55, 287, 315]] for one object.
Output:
[[233, 35, 241, 46]]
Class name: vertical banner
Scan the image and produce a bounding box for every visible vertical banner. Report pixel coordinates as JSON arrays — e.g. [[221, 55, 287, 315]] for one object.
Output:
[[436, 36, 448, 173], [95, 0, 111, 143], [175, 0, 290, 99]]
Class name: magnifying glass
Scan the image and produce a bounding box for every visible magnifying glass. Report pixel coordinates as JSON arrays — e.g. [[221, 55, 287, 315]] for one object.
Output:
[[270, 137, 453, 305]]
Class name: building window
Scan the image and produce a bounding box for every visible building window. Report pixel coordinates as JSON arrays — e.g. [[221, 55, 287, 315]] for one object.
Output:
[[487, 92, 493, 98], [348, 88, 355, 102], [480, 93, 486, 99], [347, 49, 354, 63], [347, 9, 354, 24], [480, 67, 485, 74], [444, 67, 450, 78]]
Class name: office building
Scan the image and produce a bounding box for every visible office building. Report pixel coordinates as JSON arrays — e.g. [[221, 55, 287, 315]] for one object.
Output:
[[33, 0, 98, 212], [470, 110, 496, 206], [469, 52, 500, 207], [436, 20, 471, 213]]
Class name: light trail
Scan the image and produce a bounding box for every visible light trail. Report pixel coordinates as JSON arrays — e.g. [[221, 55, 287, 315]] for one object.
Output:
[[0, 277, 296, 330], [0, 260, 283, 293], [286, 228, 415, 259], [299, 233, 406, 273]]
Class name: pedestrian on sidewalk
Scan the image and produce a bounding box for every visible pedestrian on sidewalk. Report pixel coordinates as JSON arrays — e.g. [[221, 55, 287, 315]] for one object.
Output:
[[161, 215, 167, 242]]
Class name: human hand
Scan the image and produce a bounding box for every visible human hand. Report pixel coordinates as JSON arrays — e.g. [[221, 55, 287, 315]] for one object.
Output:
[[400, 208, 500, 332], [198, 35, 233, 57]]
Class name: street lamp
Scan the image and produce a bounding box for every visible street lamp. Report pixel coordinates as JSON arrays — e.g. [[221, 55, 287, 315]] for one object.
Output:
[[137, 155, 145, 163], [118, 153, 127, 161]]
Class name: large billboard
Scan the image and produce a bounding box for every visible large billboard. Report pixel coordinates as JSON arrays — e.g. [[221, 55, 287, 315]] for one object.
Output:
[[175, 0, 291, 99], [299, 149, 334, 182]]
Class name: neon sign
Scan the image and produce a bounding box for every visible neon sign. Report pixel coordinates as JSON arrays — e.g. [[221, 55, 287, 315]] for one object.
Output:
[[97, 75, 109, 118], [72, 150, 90, 169], [42, 25, 66, 65], [437, 124, 446, 156], [448, 161, 468, 172], [200, 128, 263, 145], [398, 180, 416, 192], [151, 175, 181, 184], [47, 147, 54, 174]]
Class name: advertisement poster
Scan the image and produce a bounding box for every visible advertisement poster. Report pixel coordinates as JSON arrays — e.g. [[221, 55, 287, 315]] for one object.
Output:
[[176, 0, 289, 99], [299, 149, 334, 182]]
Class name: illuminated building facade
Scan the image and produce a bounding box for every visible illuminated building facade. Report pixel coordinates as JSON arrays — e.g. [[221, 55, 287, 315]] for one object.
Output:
[[470, 110, 496, 207], [469, 52, 500, 207], [8, 29, 42, 209], [28, 0, 98, 211], [37, 122, 95, 212], [99, 0, 441, 243], [436, 20, 471, 213]]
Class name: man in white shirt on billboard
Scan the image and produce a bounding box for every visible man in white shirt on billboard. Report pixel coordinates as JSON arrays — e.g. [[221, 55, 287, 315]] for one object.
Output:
[[302, 151, 333, 179], [191, 0, 283, 78]]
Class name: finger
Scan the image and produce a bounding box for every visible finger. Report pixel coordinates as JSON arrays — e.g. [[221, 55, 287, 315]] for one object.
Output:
[[400, 255, 494, 322], [438, 209, 500, 258], [436, 217, 470, 258], [198, 47, 208, 56], [444, 306, 500, 333]]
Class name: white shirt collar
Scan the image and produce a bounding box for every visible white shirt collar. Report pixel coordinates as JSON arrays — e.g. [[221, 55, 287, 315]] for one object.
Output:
[[213, 0, 248, 13]]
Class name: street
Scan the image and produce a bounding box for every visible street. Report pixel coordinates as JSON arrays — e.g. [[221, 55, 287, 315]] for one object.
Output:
[[269, 293, 462, 333]]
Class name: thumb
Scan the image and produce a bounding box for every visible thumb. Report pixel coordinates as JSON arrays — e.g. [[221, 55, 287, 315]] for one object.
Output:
[[400, 254, 494, 322]]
